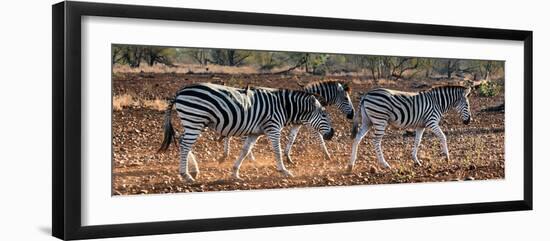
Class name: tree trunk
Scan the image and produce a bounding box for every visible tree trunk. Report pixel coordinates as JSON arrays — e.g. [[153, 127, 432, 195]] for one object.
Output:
[[447, 60, 452, 79]]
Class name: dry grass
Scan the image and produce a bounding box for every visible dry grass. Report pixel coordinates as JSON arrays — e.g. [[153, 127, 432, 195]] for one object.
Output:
[[143, 99, 169, 111], [113, 93, 168, 111], [113, 94, 137, 111]]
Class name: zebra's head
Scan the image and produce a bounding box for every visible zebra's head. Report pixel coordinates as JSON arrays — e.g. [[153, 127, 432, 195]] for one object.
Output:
[[307, 95, 335, 140], [455, 87, 473, 125], [336, 83, 355, 119]]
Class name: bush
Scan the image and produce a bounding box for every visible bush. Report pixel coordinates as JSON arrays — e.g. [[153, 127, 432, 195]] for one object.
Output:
[[478, 81, 502, 97]]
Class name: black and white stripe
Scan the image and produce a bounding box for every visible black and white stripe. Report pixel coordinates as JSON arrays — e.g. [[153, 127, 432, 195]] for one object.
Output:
[[158, 83, 334, 182], [348, 85, 472, 172], [285, 81, 354, 163], [221, 80, 354, 163]]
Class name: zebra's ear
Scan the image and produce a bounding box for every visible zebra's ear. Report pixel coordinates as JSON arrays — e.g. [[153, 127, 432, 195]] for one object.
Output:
[[356, 91, 365, 100], [311, 93, 328, 106], [465, 87, 472, 97], [342, 82, 352, 94]]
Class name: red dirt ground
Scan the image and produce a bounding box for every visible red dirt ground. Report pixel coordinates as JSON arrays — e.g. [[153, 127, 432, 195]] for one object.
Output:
[[112, 73, 504, 195]]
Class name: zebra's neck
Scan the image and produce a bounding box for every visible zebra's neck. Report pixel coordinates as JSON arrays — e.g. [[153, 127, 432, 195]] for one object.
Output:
[[278, 90, 315, 124], [427, 87, 461, 114], [302, 82, 338, 105]]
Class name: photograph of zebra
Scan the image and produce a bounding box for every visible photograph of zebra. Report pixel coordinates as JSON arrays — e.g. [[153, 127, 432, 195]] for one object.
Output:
[[111, 44, 505, 195]]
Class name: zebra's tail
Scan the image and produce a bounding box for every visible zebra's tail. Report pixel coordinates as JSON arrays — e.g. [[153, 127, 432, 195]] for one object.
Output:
[[351, 97, 365, 139], [158, 97, 177, 153]]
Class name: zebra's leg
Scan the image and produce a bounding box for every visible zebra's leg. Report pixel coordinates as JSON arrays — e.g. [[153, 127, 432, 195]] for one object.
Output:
[[266, 128, 293, 178], [347, 122, 369, 173], [246, 151, 256, 162], [245, 136, 257, 162], [284, 126, 302, 164], [218, 137, 231, 163], [316, 132, 331, 161], [372, 123, 391, 169], [232, 135, 260, 180], [188, 151, 200, 179], [178, 130, 201, 183], [412, 128, 425, 166], [430, 125, 450, 161]]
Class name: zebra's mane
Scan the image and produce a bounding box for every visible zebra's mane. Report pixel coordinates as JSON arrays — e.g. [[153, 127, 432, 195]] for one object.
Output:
[[302, 80, 351, 93], [422, 85, 470, 111], [425, 85, 468, 92], [288, 89, 327, 105], [239, 85, 325, 105]]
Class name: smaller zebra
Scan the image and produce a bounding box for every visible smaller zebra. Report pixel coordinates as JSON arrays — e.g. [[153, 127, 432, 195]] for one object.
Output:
[[219, 80, 354, 163], [348, 85, 472, 172]]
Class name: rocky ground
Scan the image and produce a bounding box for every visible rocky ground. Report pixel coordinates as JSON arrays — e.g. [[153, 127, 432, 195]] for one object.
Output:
[[112, 72, 505, 195]]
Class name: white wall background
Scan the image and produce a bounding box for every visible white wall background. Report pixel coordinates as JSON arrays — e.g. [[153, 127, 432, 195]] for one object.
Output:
[[0, 0, 547, 240]]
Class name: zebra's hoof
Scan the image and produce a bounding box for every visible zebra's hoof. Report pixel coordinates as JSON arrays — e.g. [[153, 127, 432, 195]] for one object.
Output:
[[232, 174, 244, 181], [280, 170, 294, 178], [180, 173, 196, 183], [217, 156, 227, 164], [324, 154, 332, 161], [285, 156, 295, 165], [190, 171, 200, 179], [346, 165, 354, 174]]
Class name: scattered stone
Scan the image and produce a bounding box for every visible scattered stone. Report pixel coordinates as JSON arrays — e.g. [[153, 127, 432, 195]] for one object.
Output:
[[111, 74, 505, 195], [324, 177, 335, 183], [369, 166, 378, 174]]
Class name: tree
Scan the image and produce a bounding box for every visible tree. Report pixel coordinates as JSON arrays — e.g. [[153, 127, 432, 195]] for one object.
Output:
[[210, 49, 251, 66], [111, 46, 124, 64], [389, 57, 420, 80], [185, 49, 211, 65], [365, 56, 381, 80], [121, 46, 144, 68], [444, 59, 460, 79], [274, 53, 309, 74], [143, 47, 176, 66], [479, 60, 503, 80], [419, 58, 435, 78]]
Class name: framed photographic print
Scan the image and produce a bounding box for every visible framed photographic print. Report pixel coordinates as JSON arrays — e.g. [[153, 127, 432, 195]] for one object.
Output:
[[52, 1, 533, 240]]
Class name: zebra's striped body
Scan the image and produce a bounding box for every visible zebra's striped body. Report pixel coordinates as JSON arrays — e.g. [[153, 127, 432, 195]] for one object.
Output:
[[348, 86, 472, 172], [221, 80, 354, 163], [158, 83, 334, 182]]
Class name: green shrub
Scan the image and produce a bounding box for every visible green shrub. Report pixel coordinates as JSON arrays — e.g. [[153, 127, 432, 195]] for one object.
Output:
[[478, 81, 502, 97]]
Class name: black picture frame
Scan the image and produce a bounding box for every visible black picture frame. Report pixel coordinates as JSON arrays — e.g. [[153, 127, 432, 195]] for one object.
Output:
[[52, 1, 533, 240]]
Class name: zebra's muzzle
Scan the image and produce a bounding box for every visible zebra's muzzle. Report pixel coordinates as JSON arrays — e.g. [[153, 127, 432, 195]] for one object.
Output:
[[463, 118, 471, 125], [323, 128, 335, 140], [346, 112, 354, 120]]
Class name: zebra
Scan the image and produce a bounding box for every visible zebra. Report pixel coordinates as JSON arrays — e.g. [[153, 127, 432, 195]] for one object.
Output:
[[348, 85, 472, 172], [219, 80, 354, 164], [158, 83, 335, 182]]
